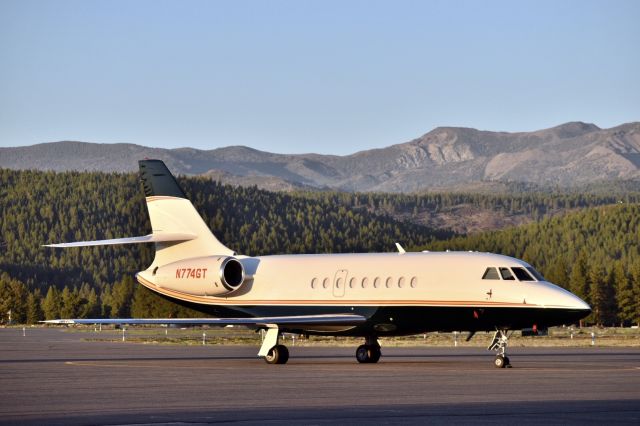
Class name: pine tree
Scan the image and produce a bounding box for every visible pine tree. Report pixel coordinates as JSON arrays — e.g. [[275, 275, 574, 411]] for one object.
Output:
[[588, 265, 616, 326], [0, 276, 14, 324], [630, 261, 640, 327], [42, 286, 61, 320], [110, 276, 135, 318], [612, 262, 633, 326], [84, 288, 100, 318], [101, 284, 113, 318], [77, 283, 100, 318], [60, 286, 79, 319], [0, 273, 29, 324], [545, 257, 570, 289], [26, 290, 44, 324], [569, 252, 590, 304], [588, 264, 604, 325], [131, 285, 156, 318], [601, 268, 618, 326]]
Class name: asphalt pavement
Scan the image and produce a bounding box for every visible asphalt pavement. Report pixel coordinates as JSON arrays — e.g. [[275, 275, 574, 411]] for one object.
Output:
[[1, 327, 638, 425]]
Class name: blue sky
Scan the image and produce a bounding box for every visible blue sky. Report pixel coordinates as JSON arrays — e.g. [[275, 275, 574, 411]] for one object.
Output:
[[1, 0, 638, 154]]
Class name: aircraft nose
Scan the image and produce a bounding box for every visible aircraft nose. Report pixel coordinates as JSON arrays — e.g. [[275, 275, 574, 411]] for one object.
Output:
[[558, 286, 591, 322], [538, 281, 591, 323], [544, 282, 590, 309], [558, 284, 591, 311], [573, 295, 591, 312]]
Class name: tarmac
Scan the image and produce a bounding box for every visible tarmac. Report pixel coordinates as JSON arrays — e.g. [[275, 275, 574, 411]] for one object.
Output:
[[0, 327, 638, 425]]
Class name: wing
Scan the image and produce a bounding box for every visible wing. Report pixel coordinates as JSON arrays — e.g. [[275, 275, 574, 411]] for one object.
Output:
[[41, 313, 367, 327]]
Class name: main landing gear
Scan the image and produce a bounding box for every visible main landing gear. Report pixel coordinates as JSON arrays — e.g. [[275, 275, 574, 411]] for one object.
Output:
[[264, 344, 289, 365], [488, 329, 512, 368], [259, 327, 382, 365], [356, 336, 381, 364], [259, 326, 290, 364]]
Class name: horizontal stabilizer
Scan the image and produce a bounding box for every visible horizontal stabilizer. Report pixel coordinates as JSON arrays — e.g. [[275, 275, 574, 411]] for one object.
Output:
[[43, 233, 196, 248], [41, 314, 366, 327]]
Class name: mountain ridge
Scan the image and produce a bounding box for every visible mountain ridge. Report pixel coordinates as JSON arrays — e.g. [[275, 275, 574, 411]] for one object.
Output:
[[1, 121, 639, 192]]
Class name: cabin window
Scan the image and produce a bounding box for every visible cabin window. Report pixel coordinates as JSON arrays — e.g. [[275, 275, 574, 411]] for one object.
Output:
[[385, 277, 393, 288], [349, 277, 356, 288], [482, 267, 500, 280], [499, 267, 515, 280], [526, 267, 545, 281], [373, 277, 381, 288], [336, 277, 343, 289], [512, 267, 535, 281], [362, 277, 369, 288], [322, 278, 329, 289], [311, 278, 318, 289], [410, 277, 418, 288], [398, 277, 405, 288]]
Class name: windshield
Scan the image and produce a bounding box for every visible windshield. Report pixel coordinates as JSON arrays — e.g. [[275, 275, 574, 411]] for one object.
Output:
[[499, 267, 515, 280], [511, 267, 535, 281], [526, 267, 545, 281]]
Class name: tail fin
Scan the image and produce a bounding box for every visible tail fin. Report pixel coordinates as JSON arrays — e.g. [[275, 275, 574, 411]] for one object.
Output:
[[45, 160, 235, 264], [138, 160, 235, 266]]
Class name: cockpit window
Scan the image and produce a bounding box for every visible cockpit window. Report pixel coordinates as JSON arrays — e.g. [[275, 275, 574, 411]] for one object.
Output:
[[512, 267, 535, 281], [482, 267, 500, 280], [499, 267, 515, 280], [526, 267, 545, 281]]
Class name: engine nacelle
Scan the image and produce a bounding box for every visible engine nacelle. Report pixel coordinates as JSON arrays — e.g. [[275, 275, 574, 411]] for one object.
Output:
[[152, 256, 247, 296]]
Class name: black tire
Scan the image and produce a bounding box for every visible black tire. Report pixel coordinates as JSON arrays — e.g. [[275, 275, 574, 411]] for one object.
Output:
[[276, 344, 289, 364], [356, 344, 381, 363], [369, 345, 381, 363], [494, 355, 506, 368], [264, 344, 289, 365], [356, 344, 370, 363]]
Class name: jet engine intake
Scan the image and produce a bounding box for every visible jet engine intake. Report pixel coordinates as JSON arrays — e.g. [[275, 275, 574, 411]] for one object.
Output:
[[150, 256, 249, 297], [219, 257, 245, 291]]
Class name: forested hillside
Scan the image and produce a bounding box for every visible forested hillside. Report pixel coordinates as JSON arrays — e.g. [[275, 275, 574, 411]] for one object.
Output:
[[1, 168, 638, 326], [0, 169, 447, 323], [424, 204, 640, 326], [295, 189, 640, 233]]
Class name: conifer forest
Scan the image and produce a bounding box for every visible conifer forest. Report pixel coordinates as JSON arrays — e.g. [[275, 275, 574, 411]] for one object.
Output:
[[1, 168, 638, 326]]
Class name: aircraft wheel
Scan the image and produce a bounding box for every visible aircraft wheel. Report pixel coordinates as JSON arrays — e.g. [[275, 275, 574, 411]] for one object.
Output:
[[369, 346, 381, 363], [356, 345, 370, 363], [356, 344, 381, 363], [494, 355, 506, 368], [264, 344, 289, 364]]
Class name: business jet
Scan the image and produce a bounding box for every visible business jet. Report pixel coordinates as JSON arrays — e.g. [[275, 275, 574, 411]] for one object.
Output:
[[44, 160, 591, 368]]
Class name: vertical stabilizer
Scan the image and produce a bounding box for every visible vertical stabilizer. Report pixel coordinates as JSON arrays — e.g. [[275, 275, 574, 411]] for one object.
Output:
[[139, 160, 235, 266]]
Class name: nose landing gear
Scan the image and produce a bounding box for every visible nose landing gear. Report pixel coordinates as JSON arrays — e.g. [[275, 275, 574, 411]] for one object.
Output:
[[488, 329, 512, 368]]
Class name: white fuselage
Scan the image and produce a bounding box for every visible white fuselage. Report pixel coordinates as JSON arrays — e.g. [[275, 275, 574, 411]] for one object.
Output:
[[137, 251, 588, 314]]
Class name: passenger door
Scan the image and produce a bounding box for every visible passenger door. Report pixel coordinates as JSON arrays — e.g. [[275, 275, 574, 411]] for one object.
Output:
[[333, 269, 348, 297]]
